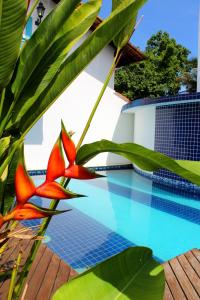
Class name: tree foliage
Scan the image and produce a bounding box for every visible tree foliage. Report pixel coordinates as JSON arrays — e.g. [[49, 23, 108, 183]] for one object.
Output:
[[180, 57, 197, 93], [115, 31, 196, 100]]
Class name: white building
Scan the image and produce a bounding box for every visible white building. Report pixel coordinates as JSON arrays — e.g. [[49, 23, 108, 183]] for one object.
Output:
[[25, 0, 144, 170]]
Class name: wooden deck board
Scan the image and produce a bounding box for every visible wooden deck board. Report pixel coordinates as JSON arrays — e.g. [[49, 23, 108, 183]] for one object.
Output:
[[0, 224, 76, 300], [1, 224, 200, 300], [164, 249, 200, 300], [163, 261, 187, 300], [164, 282, 174, 300], [36, 253, 60, 300], [177, 254, 200, 296]]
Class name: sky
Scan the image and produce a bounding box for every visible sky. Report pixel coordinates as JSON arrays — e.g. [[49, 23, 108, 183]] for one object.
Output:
[[98, 0, 199, 58]]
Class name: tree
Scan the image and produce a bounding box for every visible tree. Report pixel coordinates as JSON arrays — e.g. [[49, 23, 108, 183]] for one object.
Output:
[[180, 57, 197, 93], [115, 31, 193, 100]]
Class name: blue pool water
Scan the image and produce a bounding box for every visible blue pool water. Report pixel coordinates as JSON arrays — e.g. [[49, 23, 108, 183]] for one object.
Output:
[[25, 170, 200, 271]]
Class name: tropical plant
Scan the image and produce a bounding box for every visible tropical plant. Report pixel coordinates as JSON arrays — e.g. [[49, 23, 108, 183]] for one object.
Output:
[[0, 0, 200, 299], [53, 247, 165, 300]]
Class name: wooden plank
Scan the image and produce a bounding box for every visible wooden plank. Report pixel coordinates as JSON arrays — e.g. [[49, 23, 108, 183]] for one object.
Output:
[[0, 239, 19, 272], [20, 244, 47, 300], [23, 247, 53, 300], [0, 238, 30, 299], [192, 249, 200, 263], [169, 257, 199, 300], [24, 244, 47, 284], [178, 254, 200, 296], [36, 253, 60, 300], [164, 282, 174, 300], [163, 262, 187, 300], [51, 260, 71, 296], [185, 251, 200, 276]]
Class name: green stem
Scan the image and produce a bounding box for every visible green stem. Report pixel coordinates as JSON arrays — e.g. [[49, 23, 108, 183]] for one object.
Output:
[[14, 240, 39, 298], [76, 54, 119, 151], [15, 51, 120, 298], [37, 53, 120, 232], [8, 250, 22, 300]]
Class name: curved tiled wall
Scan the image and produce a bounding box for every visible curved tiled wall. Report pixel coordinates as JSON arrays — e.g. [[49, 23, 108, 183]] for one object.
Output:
[[122, 93, 200, 193], [154, 101, 200, 183]]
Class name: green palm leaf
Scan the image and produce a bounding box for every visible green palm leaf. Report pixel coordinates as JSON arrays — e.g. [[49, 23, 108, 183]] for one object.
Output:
[[12, 0, 81, 100], [76, 140, 200, 186], [52, 247, 164, 300], [175, 160, 200, 177], [8, 0, 144, 135], [112, 0, 147, 50], [8, 0, 102, 127], [0, 0, 27, 89]]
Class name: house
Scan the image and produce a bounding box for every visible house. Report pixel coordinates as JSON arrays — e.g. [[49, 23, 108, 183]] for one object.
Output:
[[25, 0, 145, 170]]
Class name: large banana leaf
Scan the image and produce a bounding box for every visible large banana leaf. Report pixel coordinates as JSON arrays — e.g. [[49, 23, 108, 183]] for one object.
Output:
[[76, 140, 200, 186], [0, 140, 20, 214], [112, 0, 146, 50], [8, 0, 102, 127], [0, 136, 10, 161], [12, 0, 81, 99], [0, 0, 27, 89], [176, 160, 200, 177], [52, 247, 165, 300], [6, 0, 145, 135]]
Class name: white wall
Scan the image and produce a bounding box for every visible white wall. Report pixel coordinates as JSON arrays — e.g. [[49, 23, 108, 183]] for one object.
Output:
[[122, 106, 156, 172], [25, 0, 132, 170], [133, 107, 156, 150]]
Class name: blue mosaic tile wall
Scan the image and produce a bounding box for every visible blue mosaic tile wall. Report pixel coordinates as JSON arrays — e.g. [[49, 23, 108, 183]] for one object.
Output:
[[154, 102, 200, 183]]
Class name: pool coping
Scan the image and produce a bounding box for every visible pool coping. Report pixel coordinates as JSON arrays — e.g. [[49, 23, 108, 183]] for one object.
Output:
[[122, 92, 200, 112]]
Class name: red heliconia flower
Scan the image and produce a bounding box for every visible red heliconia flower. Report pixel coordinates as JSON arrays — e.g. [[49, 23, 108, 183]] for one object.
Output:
[[64, 165, 102, 180], [35, 181, 81, 199], [15, 147, 36, 204], [2, 203, 66, 223], [61, 121, 76, 166], [46, 137, 65, 182]]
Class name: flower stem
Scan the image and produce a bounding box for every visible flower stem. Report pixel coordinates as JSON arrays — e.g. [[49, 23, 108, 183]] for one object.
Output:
[[76, 53, 119, 151], [15, 51, 121, 298], [8, 250, 22, 300]]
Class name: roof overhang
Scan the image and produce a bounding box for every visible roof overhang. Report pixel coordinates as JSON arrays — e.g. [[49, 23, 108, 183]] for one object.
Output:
[[51, 1, 145, 66]]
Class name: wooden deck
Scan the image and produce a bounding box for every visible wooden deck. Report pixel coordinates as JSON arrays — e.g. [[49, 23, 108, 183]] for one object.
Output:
[[164, 249, 200, 300], [0, 233, 77, 300], [0, 226, 200, 300]]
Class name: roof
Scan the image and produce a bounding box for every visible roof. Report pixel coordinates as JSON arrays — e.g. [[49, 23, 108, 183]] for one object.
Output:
[[51, 2, 145, 66], [114, 92, 131, 103]]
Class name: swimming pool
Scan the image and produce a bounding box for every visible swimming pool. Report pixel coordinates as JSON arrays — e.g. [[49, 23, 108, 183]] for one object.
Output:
[[25, 170, 200, 271]]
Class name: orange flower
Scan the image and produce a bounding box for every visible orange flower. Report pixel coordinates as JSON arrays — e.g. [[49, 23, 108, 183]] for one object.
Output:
[[15, 147, 36, 204], [64, 165, 102, 180], [36, 181, 82, 199], [2, 203, 67, 223], [2, 122, 102, 228], [61, 121, 76, 166], [46, 137, 65, 182]]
